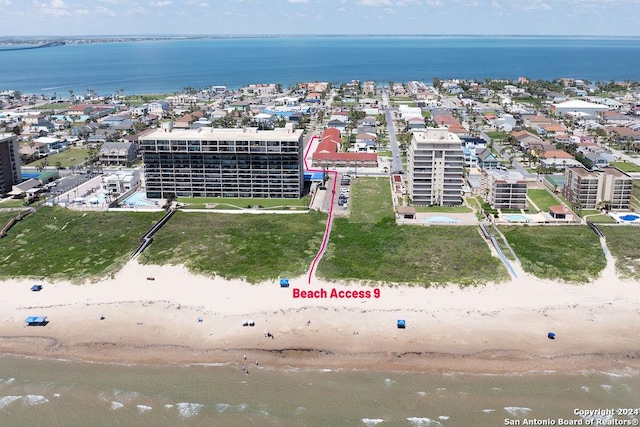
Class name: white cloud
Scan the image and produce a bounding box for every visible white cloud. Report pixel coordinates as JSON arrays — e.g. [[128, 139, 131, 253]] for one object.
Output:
[[287, 0, 310, 3], [98, 0, 122, 3], [149, 0, 172, 6], [0, 0, 11, 6], [425, 0, 443, 7], [184, 0, 210, 6], [36, 0, 71, 16], [357, 0, 392, 6], [95, 5, 116, 16], [512, 0, 552, 10], [491, 0, 502, 8]]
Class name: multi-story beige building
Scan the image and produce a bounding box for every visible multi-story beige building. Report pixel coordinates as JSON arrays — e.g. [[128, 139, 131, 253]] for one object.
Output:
[[407, 128, 464, 206], [482, 169, 528, 210], [0, 133, 22, 196], [563, 166, 632, 210], [139, 124, 304, 199]]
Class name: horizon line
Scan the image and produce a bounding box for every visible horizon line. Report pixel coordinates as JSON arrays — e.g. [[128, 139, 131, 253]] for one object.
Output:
[[1, 33, 639, 39]]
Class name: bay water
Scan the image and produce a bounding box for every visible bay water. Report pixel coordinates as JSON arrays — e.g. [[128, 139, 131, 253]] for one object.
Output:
[[1, 355, 639, 426], [1, 36, 639, 95]]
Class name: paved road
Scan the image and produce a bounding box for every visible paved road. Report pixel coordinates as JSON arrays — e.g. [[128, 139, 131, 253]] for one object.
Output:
[[384, 107, 404, 174]]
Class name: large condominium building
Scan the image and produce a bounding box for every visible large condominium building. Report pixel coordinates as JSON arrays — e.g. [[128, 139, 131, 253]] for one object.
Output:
[[563, 166, 633, 210], [483, 169, 528, 210], [139, 124, 304, 199], [407, 128, 464, 206], [0, 134, 22, 196]]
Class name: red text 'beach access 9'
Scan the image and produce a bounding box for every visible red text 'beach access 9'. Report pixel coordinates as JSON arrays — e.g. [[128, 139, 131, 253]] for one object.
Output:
[[292, 288, 381, 299]]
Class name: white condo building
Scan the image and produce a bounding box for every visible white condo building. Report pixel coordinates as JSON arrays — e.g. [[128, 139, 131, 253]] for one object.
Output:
[[407, 128, 464, 206]]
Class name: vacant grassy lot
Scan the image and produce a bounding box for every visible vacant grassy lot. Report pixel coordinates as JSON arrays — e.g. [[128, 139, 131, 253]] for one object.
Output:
[[348, 177, 393, 223], [33, 148, 90, 169], [527, 189, 560, 212], [141, 210, 327, 283], [610, 161, 640, 173], [499, 225, 606, 282], [0, 207, 164, 281], [317, 177, 508, 285], [599, 226, 640, 281]]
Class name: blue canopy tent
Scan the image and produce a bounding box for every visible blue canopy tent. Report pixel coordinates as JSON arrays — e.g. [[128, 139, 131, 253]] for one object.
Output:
[[547, 332, 556, 340], [397, 320, 406, 329], [30, 284, 43, 292], [25, 316, 48, 326], [279, 278, 289, 288]]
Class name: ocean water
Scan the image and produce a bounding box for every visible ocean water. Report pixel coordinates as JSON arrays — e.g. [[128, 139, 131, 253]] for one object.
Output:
[[0, 355, 639, 426], [1, 36, 639, 95]]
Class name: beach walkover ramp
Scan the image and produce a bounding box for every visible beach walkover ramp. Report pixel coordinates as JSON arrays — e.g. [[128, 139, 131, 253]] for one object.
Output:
[[132, 208, 176, 258], [0, 208, 35, 238], [304, 136, 338, 284]]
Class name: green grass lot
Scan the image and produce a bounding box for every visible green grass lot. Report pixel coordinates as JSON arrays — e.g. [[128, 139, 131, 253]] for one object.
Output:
[[599, 226, 640, 280], [32, 148, 89, 169], [0, 199, 30, 208], [499, 225, 606, 282], [177, 196, 310, 210], [585, 214, 617, 224], [413, 205, 473, 213], [610, 161, 640, 173], [0, 210, 20, 225], [316, 177, 508, 286], [527, 189, 559, 212], [140, 211, 327, 283], [0, 207, 164, 281], [37, 103, 71, 110]]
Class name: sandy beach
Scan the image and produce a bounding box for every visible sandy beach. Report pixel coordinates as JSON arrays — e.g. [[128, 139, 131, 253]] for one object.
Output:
[[1, 258, 639, 374]]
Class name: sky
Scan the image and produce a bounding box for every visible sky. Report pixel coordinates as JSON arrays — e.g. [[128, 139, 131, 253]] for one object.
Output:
[[1, 0, 639, 37]]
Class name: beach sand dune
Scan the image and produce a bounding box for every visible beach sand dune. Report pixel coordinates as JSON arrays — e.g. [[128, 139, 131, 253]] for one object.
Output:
[[1, 259, 639, 373]]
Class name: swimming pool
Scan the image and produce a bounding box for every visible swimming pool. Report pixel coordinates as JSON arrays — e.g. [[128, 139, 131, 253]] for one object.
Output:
[[503, 214, 531, 222], [610, 212, 640, 223], [422, 216, 461, 224], [121, 192, 160, 208]]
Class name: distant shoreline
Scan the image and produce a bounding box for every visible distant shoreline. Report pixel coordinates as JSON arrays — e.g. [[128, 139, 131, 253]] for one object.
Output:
[[1, 34, 639, 47]]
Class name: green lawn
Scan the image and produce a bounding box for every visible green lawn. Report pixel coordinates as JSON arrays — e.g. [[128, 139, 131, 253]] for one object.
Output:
[[599, 226, 640, 281], [32, 148, 90, 169], [414, 205, 473, 213], [177, 196, 310, 210], [585, 214, 616, 224], [0, 207, 164, 281], [0, 199, 30, 208], [141, 210, 327, 283], [499, 225, 606, 282], [610, 161, 640, 173], [527, 189, 560, 212]]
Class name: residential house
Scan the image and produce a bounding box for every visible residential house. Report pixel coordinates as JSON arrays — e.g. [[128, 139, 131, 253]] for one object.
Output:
[[99, 141, 137, 166], [476, 148, 499, 170], [551, 100, 608, 118], [148, 101, 170, 115], [539, 149, 582, 170], [101, 170, 141, 194]]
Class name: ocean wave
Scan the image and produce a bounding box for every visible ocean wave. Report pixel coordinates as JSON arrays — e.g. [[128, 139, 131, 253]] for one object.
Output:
[[0, 395, 22, 410], [482, 409, 496, 413], [22, 395, 49, 406], [110, 401, 124, 410], [137, 405, 152, 413], [235, 403, 248, 412], [417, 391, 427, 396], [600, 384, 613, 392], [384, 378, 396, 386], [176, 402, 204, 418], [293, 406, 307, 415], [504, 406, 532, 417], [407, 417, 443, 426], [581, 386, 590, 392], [362, 418, 385, 425], [215, 403, 230, 413]]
